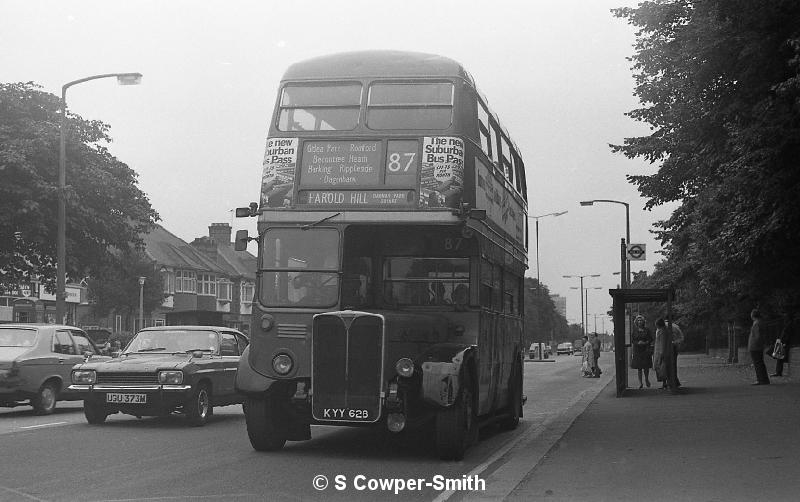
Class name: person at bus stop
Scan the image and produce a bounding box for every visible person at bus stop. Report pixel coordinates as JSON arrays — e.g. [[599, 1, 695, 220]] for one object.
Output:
[[654, 318, 677, 391], [630, 315, 653, 388], [590, 332, 601, 377], [748, 308, 770, 385], [581, 335, 594, 377], [772, 309, 795, 377], [670, 321, 685, 388]]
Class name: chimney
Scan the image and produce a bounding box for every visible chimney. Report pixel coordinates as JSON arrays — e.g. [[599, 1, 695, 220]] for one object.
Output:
[[208, 223, 232, 246]]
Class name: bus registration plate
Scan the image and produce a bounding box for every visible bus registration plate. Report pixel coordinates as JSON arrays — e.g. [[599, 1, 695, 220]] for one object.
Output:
[[106, 393, 147, 404], [321, 408, 370, 420]]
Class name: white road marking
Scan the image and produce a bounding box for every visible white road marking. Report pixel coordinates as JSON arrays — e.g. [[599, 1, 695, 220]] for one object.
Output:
[[19, 422, 67, 429]]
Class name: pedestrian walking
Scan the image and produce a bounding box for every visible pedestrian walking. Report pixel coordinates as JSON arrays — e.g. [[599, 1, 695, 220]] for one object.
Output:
[[748, 308, 770, 385], [671, 322, 684, 387], [654, 318, 677, 391], [581, 335, 594, 377], [590, 332, 601, 377], [630, 315, 653, 388], [772, 309, 795, 377]]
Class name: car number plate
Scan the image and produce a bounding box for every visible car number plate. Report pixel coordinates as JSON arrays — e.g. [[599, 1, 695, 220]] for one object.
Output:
[[106, 393, 147, 404]]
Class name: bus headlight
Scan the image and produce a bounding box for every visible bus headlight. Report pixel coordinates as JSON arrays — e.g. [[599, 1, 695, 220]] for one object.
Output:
[[395, 358, 414, 378], [158, 370, 184, 385], [261, 314, 275, 332], [272, 353, 293, 375], [72, 369, 96, 384]]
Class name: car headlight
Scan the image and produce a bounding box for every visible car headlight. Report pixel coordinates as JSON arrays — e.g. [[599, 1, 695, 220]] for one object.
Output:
[[395, 358, 414, 378], [72, 369, 97, 384], [272, 353, 293, 375], [158, 370, 184, 385]]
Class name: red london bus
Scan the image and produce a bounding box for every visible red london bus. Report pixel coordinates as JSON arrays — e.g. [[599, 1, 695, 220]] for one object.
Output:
[[234, 50, 528, 460]]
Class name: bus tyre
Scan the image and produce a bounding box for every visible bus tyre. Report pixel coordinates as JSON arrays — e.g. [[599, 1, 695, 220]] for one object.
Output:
[[32, 381, 58, 415], [499, 360, 522, 430], [84, 399, 108, 424], [245, 395, 288, 451], [186, 383, 212, 427], [435, 375, 476, 461]]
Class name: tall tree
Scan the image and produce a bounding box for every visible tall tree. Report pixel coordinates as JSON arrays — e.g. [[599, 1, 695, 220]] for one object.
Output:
[[0, 82, 159, 292], [612, 0, 800, 312], [87, 250, 165, 321]]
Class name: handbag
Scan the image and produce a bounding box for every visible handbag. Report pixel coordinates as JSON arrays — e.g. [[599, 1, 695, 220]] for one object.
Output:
[[772, 340, 786, 360]]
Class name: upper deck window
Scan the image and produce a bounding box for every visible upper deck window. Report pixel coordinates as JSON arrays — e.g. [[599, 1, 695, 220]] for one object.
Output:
[[278, 83, 362, 131], [367, 82, 453, 130]]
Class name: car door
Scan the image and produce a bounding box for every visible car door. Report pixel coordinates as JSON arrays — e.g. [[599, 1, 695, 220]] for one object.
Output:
[[53, 330, 83, 391], [217, 331, 241, 401]]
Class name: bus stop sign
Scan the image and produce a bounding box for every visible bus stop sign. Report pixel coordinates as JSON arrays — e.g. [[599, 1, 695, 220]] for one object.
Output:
[[626, 243, 646, 261]]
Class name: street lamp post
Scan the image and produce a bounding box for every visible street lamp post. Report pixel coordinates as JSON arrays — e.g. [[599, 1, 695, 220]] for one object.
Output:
[[528, 211, 568, 292], [579, 200, 630, 288], [56, 72, 142, 324], [584, 286, 603, 334], [564, 274, 601, 336], [138, 276, 146, 332]]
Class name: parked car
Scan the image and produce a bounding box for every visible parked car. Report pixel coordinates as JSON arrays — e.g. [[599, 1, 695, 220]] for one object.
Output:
[[69, 326, 248, 426], [0, 324, 107, 414], [528, 343, 552, 359], [574, 339, 585, 355], [556, 342, 574, 355]]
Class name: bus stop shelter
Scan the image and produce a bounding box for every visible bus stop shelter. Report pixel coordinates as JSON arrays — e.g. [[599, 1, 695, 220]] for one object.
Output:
[[609, 288, 676, 397]]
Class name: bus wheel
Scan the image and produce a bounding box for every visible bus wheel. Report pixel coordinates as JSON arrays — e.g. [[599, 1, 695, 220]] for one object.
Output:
[[435, 375, 476, 461], [245, 395, 287, 451], [499, 360, 522, 430]]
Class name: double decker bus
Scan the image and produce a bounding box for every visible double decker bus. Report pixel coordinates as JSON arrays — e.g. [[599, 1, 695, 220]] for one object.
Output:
[[234, 50, 528, 460]]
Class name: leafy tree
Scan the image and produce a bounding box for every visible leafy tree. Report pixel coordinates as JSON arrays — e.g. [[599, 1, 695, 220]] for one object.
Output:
[[87, 250, 165, 321], [612, 1, 800, 315], [0, 82, 159, 292], [524, 278, 570, 345]]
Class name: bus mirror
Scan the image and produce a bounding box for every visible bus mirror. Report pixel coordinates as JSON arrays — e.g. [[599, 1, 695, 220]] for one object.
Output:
[[235, 202, 260, 218], [234, 230, 250, 251], [469, 209, 487, 221]]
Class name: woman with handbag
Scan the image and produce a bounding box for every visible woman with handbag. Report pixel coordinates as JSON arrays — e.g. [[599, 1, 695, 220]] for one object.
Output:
[[772, 310, 795, 377], [630, 315, 653, 388]]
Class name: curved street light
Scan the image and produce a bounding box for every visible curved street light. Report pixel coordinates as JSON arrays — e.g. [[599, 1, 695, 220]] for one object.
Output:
[[564, 274, 601, 336], [580, 199, 630, 288], [56, 73, 143, 323], [528, 211, 568, 293]]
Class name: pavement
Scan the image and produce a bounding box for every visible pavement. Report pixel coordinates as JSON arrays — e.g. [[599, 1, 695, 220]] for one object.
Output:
[[462, 353, 800, 502]]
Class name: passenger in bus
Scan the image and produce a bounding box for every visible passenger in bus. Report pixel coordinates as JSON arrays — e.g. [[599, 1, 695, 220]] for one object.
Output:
[[452, 284, 469, 310]]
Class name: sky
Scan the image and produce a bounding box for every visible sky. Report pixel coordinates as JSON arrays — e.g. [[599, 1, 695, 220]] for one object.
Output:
[[1, 0, 676, 330]]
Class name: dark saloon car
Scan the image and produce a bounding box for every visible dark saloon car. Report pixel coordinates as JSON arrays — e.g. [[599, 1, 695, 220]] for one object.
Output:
[[0, 324, 107, 414], [69, 326, 248, 426]]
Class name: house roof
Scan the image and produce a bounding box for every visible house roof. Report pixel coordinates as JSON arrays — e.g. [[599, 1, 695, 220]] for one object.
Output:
[[142, 225, 256, 280], [192, 235, 257, 279]]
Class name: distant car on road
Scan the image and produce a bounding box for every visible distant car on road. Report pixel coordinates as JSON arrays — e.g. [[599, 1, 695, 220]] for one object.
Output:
[[574, 339, 585, 355], [69, 326, 248, 426], [556, 342, 574, 355], [528, 343, 552, 359], [0, 324, 107, 414]]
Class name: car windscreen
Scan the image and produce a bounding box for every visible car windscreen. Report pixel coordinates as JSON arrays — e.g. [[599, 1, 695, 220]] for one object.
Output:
[[125, 330, 218, 353], [0, 328, 38, 347]]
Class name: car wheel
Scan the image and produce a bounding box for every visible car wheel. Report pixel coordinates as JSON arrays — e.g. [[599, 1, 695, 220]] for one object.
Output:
[[435, 372, 477, 461], [245, 395, 288, 451], [499, 360, 523, 431], [32, 381, 58, 415], [83, 399, 108, 424], [186, 383, 212, 426]]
